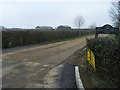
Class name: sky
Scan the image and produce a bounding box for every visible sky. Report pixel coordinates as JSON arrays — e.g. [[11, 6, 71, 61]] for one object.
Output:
[[0, 0, 116, 29]]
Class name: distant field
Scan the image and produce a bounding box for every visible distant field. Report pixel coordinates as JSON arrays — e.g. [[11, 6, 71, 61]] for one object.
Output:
[[2, 29, 95, 49]]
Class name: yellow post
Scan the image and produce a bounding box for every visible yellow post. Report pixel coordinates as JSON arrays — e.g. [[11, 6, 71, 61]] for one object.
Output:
[[87, 49, 96, 72]]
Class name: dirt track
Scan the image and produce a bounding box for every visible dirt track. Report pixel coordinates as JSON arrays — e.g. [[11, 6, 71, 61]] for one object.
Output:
[[2, 35, 107, 88]]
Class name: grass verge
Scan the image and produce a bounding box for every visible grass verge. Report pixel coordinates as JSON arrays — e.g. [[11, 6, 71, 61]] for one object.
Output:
[[45, 34, 95, 44], [106, 34, 116, 38]]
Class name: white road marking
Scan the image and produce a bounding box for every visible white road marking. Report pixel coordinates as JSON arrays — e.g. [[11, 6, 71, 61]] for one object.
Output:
[[75, 66, 85, 90]]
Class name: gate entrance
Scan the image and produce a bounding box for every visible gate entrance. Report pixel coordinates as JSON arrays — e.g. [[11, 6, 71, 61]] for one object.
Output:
[[95, 24, 119, 38]]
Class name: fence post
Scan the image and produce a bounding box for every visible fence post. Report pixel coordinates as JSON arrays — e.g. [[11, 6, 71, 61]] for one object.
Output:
[[95, 33, 98, 38]]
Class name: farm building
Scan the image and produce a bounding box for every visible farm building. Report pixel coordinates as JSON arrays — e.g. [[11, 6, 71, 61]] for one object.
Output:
[[57, 25, 71, 30], [35, 26, 53, 30]]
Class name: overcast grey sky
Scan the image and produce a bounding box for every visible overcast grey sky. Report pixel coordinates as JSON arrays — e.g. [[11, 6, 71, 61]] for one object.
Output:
[[0, 0, 116, 28]]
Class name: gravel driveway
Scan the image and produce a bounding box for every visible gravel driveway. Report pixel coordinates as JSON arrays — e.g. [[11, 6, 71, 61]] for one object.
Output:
[[2, 35, 107, 88]]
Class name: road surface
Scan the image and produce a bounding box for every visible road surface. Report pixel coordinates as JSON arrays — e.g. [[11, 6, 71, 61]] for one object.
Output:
[[2, 35, 106, 88]]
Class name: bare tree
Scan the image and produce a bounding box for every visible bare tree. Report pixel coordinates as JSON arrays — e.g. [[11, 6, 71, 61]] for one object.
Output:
[[73, 15, 85, 29], [89, 23, 96, 30], [109, 0, 120, 28]]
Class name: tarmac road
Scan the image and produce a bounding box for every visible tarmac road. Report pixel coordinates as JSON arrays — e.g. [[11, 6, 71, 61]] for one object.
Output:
[[2, 35, 107, 88]]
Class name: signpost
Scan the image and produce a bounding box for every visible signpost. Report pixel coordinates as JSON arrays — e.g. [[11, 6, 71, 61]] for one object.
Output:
[[95, 24, 119, 38], [87, 49, 96, 71]]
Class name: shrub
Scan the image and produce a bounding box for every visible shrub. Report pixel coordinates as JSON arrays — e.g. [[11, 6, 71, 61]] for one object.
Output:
[[2, 30, 95, 49], [87, 36, 120, 87]]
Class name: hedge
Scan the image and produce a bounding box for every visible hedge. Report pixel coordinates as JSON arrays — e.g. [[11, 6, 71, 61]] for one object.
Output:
[[2, 30, 95, 49], [87, 36, 120, 87]]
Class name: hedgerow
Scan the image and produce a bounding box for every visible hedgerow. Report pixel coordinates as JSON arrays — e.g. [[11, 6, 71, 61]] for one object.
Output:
[[2, 30, 95, 49], [87, 36, 120, 87]]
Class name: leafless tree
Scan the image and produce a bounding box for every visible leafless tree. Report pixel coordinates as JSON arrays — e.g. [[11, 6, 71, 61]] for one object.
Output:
[[73, 15, 85, 29], [109, 0, 120, 28], [89, 23, 96, 30]]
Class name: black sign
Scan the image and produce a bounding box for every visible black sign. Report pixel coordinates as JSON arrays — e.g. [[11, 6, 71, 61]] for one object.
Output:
[[96, 24, 119, 34]]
